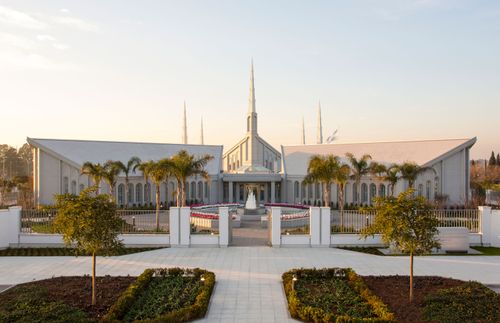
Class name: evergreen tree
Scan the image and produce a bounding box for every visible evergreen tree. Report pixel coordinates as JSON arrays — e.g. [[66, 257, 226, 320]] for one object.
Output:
[[497, 153, 500, 166], [489, 151, 496, 166]]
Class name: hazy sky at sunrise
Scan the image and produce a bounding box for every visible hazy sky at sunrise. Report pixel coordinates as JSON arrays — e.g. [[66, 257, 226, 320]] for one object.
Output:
[[1, 0, 499, 158]]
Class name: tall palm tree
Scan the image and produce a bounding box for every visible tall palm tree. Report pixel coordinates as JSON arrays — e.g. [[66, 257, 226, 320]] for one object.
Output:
[[170, 150, 214, 207], [384, 164, 400, 196], [138, 159, 175, 231], [113, 157, 141, 207], [333, 163, 351, 227], [345, 153, 372, 205], [81, 162, 106, 194], [303, 155, 340, 206], [399, 162, 431, 189], [103, 160, 122, 201], [137, 160, 155, 206]]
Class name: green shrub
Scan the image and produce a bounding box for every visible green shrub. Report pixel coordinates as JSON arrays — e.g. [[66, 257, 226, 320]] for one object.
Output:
[[282, 268, 394, 323], [423, 281, 500, 322], [0, 285, 90, 323], [103, 267, 215, 323]]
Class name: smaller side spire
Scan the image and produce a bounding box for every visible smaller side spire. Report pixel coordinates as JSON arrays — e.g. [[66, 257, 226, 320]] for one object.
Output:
[[301, 117, 306, 145], [316, 101, 323, 144], [182, 101, 188, 144], [200, 116, 204, 145]]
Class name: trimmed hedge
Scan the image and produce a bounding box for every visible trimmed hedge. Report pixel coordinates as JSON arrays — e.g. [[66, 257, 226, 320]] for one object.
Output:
[[282, 268, 394, 323], [103, 267, 215, 322]]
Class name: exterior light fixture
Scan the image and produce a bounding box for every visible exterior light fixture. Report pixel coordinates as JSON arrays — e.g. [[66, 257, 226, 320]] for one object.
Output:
[[200, 275, 205, 282]]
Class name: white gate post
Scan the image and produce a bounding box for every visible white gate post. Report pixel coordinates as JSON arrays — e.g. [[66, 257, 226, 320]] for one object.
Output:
[[219, 207, 229, 247], [479, 206, 492, 246], [179, 207, 191, 247], [320, 207, 331, 247], [271, 207, 281, 247], [169, 207, 180, 247], [310, 207, 321, 247], [0, 206, 21, 248]]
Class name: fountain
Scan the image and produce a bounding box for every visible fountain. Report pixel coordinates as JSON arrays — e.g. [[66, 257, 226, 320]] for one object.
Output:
[[243, 188, 265, 217], [245, 190, 257, 210]]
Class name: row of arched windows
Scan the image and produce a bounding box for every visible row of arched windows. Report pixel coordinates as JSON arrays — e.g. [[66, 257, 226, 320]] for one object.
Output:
[[116, 181, 210, 205]]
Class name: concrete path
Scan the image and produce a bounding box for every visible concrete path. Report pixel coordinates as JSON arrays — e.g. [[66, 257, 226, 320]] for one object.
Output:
[[0, 285, 12, 293], [1, 247, 499, 322], [232, 219, 269, 246]]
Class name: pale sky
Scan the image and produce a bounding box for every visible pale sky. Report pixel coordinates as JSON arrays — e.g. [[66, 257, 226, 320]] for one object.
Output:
[[1, 0, 499, 159]]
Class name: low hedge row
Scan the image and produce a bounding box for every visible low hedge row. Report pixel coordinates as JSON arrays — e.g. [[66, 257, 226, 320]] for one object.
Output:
[[103, 267, 215, 322], [282, 268, 394, 323]]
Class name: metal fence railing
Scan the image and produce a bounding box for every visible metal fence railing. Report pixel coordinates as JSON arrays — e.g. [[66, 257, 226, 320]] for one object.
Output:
[[21, 209, 169, 234], [190, 210, 219, 235], [281, 209, 310, 235], [331, 209, 480, 234]]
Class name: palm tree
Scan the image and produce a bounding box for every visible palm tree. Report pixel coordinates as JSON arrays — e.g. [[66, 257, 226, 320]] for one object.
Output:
[[384, 165, 400, 196], [103, 161, 122, 201], [345, 153, 372, 205], [138, 159, 175, 231], [137, 160, 155, 206], [303, 155, 340, 206], [113, 157, 141, 207], [399, 162, 431, 189], [81, 162, 106, 194], [333, 163, 351, 227], [170, 150, 214, 207], [0, 177, 15, 205]]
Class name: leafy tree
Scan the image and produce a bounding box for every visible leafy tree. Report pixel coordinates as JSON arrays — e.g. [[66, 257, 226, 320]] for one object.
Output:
[[170, 150, 213, 207], [345, 153, 372, 205], [489, 151, 496, 166], [497, 153, 500, 166], [53, 188, 122, 306], [80, 162, 106, 194], [113, 157, 141, 207], [303, 155, 340, 206], [0, 178, 15, 205], [398, 162, 432, 188], [361, 189, 440, 302]]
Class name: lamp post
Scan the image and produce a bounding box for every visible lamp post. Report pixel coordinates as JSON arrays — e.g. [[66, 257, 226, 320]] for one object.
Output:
[[292, 275, 297, 291]]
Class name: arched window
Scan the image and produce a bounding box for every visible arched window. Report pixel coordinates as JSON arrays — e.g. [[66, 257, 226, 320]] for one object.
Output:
[[379, 184, 386, 197], [191, 181, 196, 199], [63, 176, 69, 194], [136, 183, 143, 204], [71, 180, 77, 195], [308, 184, 313, 199], [369, 183, 376, 204], [128, 183, 134, 204], [79, 184, 85, 193], [118, 184, 125, 205], [426, 181, 432, 200], [418, 184, 424, 197], [185, 182, 189, 200], [294, 181, 299, 199], [198, 181, 203, 200], [204, 182, 209, 199], [361, 183, 368, 203], [170, 182, 176, 201], [315, 183, 320, 200], [301, 182, 306, 200], [352, 183, 358, 203], [144, 183, 151, 203]]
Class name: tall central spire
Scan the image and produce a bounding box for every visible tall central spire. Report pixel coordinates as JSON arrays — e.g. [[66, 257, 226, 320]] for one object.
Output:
[[182, 101, 188, 144], [248, 59, 256, 114], [301, 117, 306, 145], [200, 116, 204, 145], [317, 101, 323, 144]]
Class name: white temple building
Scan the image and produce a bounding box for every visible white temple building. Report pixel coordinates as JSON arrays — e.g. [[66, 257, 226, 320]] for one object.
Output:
[[28, 63, 476, 207]]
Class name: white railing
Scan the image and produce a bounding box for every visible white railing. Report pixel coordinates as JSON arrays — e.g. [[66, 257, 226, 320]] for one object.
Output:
[[433, 209, 480, 233]]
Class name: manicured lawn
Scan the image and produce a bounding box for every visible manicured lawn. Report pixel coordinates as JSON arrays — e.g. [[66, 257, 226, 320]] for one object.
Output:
[[338, 246, 385, 256], [0, 247, 163, 257], [471, 246, 500, 255]]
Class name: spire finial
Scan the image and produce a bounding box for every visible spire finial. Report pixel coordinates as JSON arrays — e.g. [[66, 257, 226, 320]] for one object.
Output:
[[182, 101, 188, 144], [200, 116, 204, 145], [317, 101, 323, 144], [301, 117, 306, 145], [248, 59, 256, 114]]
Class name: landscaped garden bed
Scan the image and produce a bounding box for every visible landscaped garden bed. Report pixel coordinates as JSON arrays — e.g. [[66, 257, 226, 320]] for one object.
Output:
[[283, 268, 500, 323], [338, 246, 500, 256], [0, 247, 163, 257], [0, 267, 215, 322]]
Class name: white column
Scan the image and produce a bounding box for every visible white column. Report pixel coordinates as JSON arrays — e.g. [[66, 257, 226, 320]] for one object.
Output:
[[271, 182, 276, 203], [0, 206, 21, 248], [179, 207, 191, 247], [228, 181, 233, 203], [219, 207, 229, 247], [271, 207, 281, 247], [169, 207, 180, 247], [479, 206, 492, 246], [320, 207, 331, 247], [310, 207, 321, 247]]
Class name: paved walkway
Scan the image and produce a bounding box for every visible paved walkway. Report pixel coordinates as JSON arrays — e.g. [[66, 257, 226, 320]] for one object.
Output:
[[1, 247, 500, 322], [232, 219, 269, 246]]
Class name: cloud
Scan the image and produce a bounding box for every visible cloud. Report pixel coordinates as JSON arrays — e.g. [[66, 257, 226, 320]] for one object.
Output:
[[59, 8, 70, 14], [53, 16, 99, 32], [0, 32, 36, 50], [52, 43, 69, 50], [0, 50, 77, 71], [0, 5, 47, 29], [36, 34, 56, 41]]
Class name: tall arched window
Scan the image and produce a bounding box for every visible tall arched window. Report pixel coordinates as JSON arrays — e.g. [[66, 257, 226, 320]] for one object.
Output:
[[136, 183, 143, 205], [63, 176, 69, 194], [301, 182, 306, 200], [352, 183, 358, 203], [308, 184, 313, 200], [361, 183, 368, 204], [369, 183, 376, 204], [379, 184, 386, 197], [71, 180, 77, 195], [185, 182, 189, 200], [198, 181, 203, 200], [418, 184, 424, 197], [426, 181, 431, 200], [191, 181, 196, 199], [144, 183, 151, 203], [79, 184, 85, 193], [128, 183, 134, 204], [170, 182, 176, 202], [315, 183, 320, 200], [294, 181, 299, 199], [204, 182, 209, 199], [118, 184, 125, 205]]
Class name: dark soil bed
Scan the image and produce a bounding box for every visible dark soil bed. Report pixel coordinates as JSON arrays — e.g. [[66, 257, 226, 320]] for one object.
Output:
[[0, 276, 135, 321], [362, 276, 464, 322]]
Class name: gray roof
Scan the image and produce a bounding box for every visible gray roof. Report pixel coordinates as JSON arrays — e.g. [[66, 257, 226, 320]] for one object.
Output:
[[282, 138, 476, 176], [28, 138, 223, 175]]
